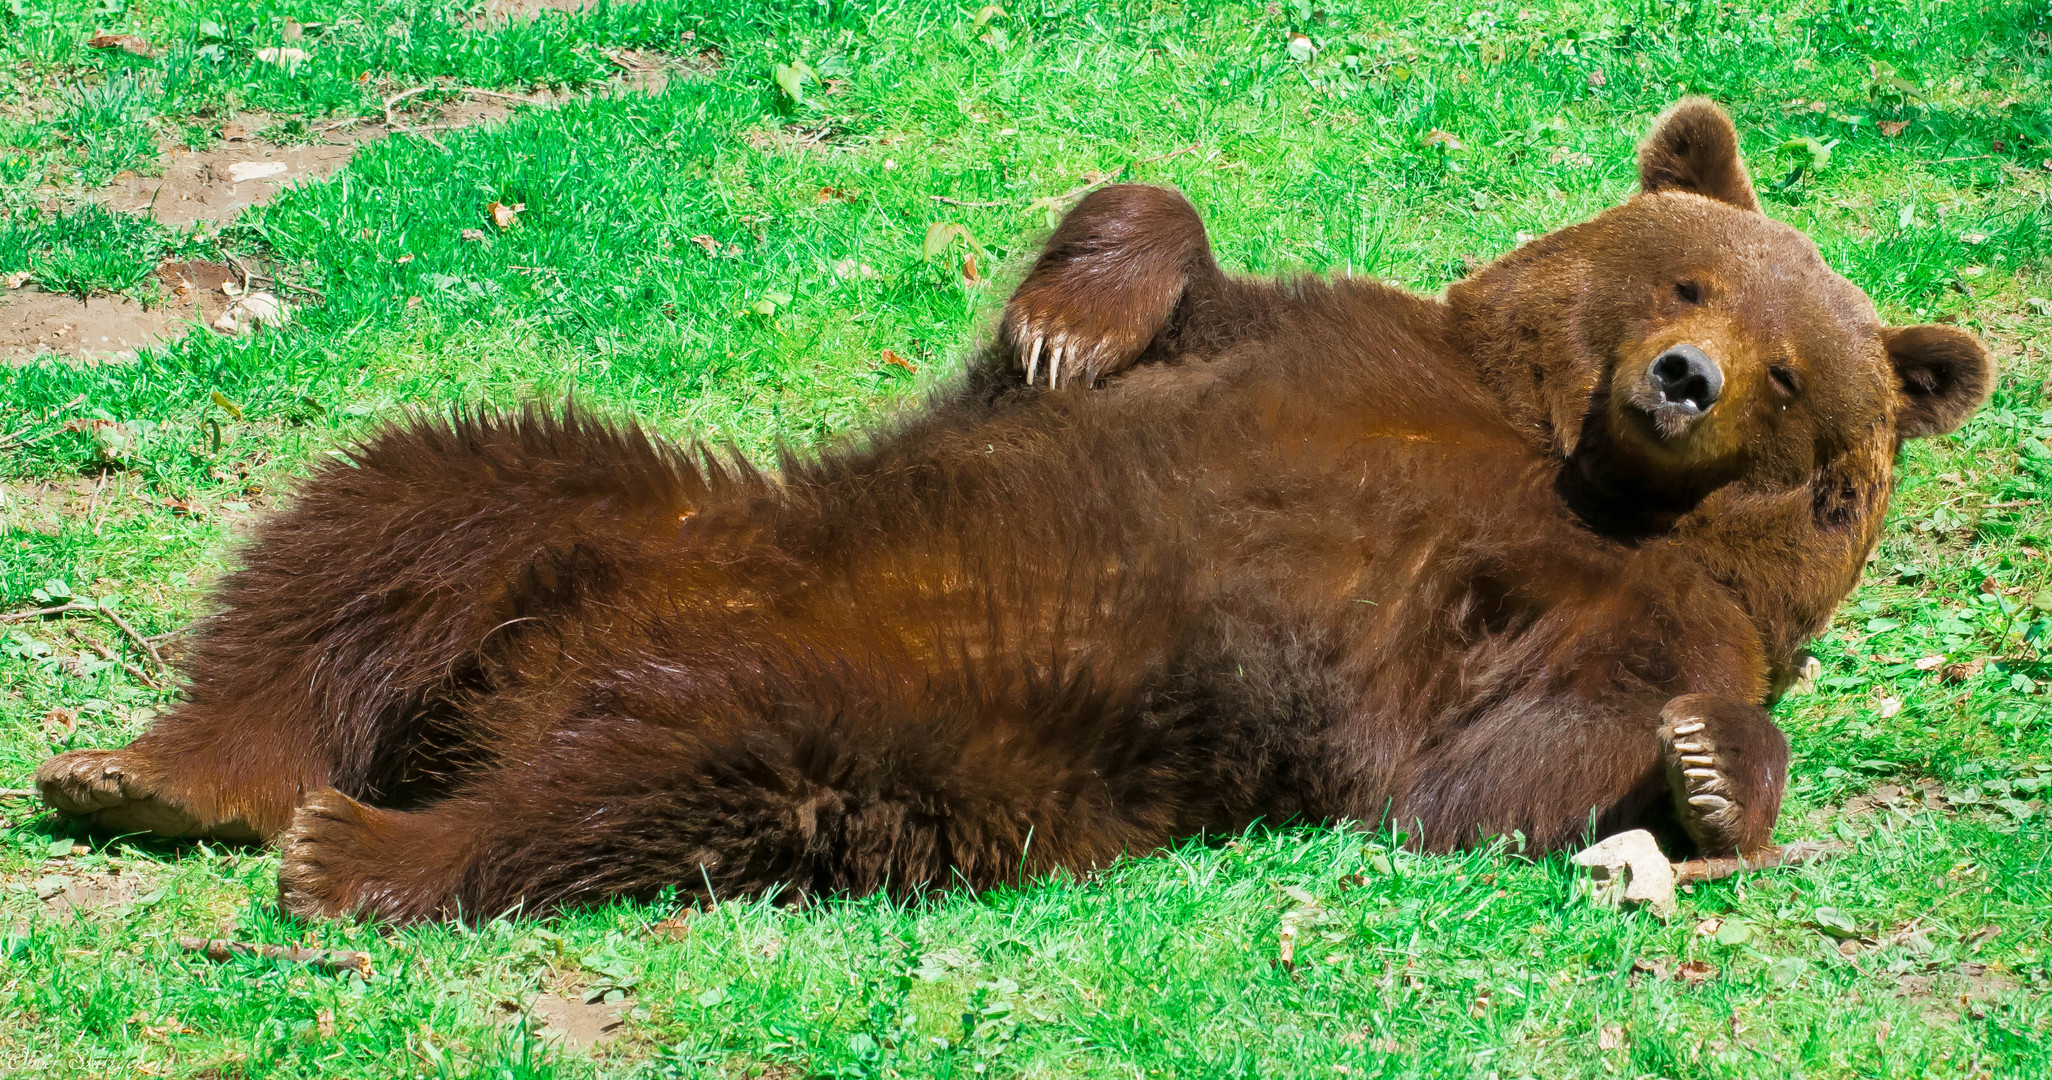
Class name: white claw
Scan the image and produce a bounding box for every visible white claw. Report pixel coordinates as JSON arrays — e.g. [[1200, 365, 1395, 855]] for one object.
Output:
[[1680, 754, 1715, 766], [1688, 794, 1731, 811], [1050, 343, 1064, 388], [1670, 720, 1706, 735], [1025, 335, 1043, 384], [1671, 741, 1706, 754], [1683, 767, 1720, 781]]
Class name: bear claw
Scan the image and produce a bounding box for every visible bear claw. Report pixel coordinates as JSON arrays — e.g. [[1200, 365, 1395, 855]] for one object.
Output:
[[1659, 708, 1752, 853]]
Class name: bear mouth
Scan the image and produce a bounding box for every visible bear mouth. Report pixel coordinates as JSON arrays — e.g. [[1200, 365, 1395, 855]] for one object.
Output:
[[1642, 399, 1709, 441]]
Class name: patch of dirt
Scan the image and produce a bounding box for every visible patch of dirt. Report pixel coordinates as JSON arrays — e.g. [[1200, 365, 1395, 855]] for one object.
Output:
[[0, 476, 103, 535], [1894, 963, 2022, 1024], [0, 287, 192, 365], [0, 261, 246, 365], [97, 123, 385, 227], [474, 0, 594, 24], [504, 991, 629, 1049], [38, 869, 155, 922]]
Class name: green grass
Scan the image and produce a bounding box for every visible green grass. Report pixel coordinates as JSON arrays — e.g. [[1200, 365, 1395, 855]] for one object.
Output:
[[3, 0, 2051, 1075]]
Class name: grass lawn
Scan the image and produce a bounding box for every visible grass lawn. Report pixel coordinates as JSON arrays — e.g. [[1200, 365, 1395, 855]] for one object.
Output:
[[2, 0, 2050, 1075]]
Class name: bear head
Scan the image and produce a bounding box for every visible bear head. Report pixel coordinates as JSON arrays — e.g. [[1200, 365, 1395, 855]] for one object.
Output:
[[1447, 99, 1993, 687], [1448, 99, 1992, 523]]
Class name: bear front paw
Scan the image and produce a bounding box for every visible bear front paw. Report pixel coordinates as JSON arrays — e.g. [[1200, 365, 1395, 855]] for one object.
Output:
[[1657, 695, 1788, 856], [35, 748, 238, 839], [1002, 303, 1152, 390]]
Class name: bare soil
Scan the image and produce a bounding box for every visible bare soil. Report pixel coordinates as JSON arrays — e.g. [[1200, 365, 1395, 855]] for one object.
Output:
[[0, 287, 189, 365], [40, 869, 154, 922], [1, 261, 242, 365], [518, 991, 629, 1048]]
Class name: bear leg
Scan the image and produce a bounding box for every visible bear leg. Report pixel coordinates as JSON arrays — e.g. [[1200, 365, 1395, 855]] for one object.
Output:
[[999, 185, 1227, 389], [37, 409, 710, 842], [1657, 694, 1789, 855]]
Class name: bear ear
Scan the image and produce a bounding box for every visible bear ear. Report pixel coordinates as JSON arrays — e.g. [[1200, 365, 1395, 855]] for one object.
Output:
[[1886, 324, 1993, 440], [1636, 98, 1761, 213]]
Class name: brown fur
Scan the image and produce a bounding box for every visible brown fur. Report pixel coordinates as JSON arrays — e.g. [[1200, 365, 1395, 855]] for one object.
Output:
[[37, 102, 1991, 923]]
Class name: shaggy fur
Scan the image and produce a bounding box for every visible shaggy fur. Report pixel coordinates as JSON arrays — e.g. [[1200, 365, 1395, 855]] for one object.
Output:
[[37, 101, 1991, 923]]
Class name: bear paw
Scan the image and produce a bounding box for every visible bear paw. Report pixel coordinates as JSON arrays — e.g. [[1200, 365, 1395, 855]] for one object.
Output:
[[34, 749, 247, 840], [1659, 714, 1744, 853], [279, 789, 454, 923], [1002, 305, 1147, 390], [1656, 694, 1787, 856]]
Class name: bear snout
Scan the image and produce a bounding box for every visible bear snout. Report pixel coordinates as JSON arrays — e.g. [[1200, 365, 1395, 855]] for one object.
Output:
[[1644, 344, 1723, 434]]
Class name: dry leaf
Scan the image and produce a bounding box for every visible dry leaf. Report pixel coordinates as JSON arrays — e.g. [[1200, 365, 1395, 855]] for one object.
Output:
[[487, 201, 526, 229], [1422, 129, 1465, 151], [689, 235, 720, 255], [1878, 696, 1903, 718], [1877, 120, 1908, 137], [218, 124, 248, 141], [87, 33, 152, 56], [962, 253, 981, 282], [650, 912, 694, 940], [461, 228, 485, 242], [395, 253, 414, 264], [880, 349, 916, 374], [1586, 69, 1606, 89], [1598, 1024, 1626, 1051], [1276, 920, 1297, 972], [1675, 960, 1717, 985], [3, 270, 29, 289], [255, 46, 310, 65]]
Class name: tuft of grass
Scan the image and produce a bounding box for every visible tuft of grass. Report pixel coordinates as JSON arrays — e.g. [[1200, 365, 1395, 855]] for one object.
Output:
[[2, 1, 2050, 1076]]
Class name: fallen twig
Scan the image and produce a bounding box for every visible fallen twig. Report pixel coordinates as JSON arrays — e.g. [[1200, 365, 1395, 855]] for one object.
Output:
[[83, 639, 162, 690], [179, 936, 374, 977], [1672, 840, 1844, 886], [0, 788, 37, 800], [1, 602, 168, 669], [381, 85, 433, 127]]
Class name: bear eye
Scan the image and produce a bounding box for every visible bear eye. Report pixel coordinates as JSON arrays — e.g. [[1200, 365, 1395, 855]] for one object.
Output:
[[1674, 281, 1703, 304], [1769, 365, 1802, 397]]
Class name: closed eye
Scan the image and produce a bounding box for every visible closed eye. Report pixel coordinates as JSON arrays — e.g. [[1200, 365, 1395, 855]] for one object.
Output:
[[1769, 365, 1802, 397], [1674, 280, 1702, 304]]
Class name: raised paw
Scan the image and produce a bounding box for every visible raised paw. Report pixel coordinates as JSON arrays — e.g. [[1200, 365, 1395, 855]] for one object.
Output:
[[1657, 694, 1789, 856], [1001, 304, 1155, 390], [34, 748, 253, 840], [278, 789, 458, 923]]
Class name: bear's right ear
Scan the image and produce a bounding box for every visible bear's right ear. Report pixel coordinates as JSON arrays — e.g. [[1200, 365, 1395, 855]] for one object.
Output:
[[1636, 98, 1760, 213], [1886, 324, 1993, 440]]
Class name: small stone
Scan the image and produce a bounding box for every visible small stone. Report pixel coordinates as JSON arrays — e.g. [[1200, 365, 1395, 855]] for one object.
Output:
[[1572, 829, 1676, 916], [226, 161, 288, 183]]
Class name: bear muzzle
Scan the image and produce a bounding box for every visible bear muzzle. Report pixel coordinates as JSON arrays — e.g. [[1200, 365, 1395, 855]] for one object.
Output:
[[1641, 344, 1724, 438]]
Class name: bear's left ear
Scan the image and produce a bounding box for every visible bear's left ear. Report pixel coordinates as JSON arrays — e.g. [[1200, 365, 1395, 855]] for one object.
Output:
[[1637, 98, 1760, 213], [1886, 324, 1993, 440]]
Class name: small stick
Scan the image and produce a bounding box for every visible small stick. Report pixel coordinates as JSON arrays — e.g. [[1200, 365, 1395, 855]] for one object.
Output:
[[1672, 840, 1844, 886], [178, 936, 375, 977], [0, 788, 37, 800], [0, 602, 168, 669], [83, 639, 161, 690], [382, 86, 432, 127]]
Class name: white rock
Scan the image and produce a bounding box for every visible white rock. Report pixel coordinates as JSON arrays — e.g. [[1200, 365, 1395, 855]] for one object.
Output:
[[226, 161, 288, 183], [1572, 828, 1676, 917], [236, 291, 290, 328]]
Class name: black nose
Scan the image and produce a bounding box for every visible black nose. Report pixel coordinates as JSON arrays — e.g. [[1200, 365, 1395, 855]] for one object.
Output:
[[1648, 344, 1723, 414]]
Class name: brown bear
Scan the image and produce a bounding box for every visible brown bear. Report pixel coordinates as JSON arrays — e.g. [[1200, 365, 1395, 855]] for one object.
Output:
[[990, 100, 1990, 697], [35, 101, 1989, 923]]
